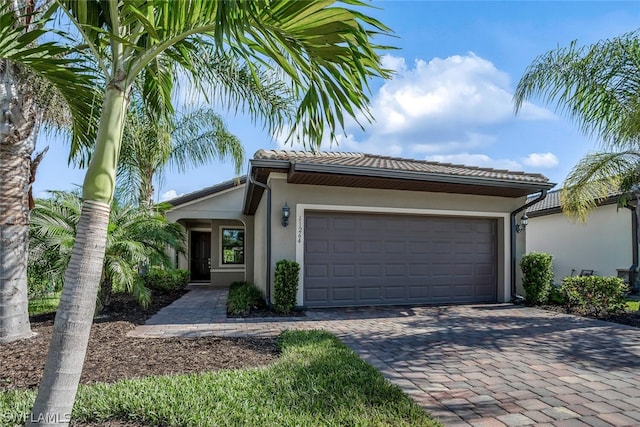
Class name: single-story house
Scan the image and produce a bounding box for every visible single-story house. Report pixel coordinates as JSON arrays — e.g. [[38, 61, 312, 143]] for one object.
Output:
[[166, 150, 554, 308], [526, 189, 638, 289]]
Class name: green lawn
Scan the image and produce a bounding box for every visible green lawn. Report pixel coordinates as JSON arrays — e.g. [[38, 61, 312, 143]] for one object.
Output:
[[28, 293, 61, 316], [0, 330, 440, 427], [626, 299, 639, 312]]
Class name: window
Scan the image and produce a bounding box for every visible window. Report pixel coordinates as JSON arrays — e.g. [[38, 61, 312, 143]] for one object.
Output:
[[221, 228, 244, 265]]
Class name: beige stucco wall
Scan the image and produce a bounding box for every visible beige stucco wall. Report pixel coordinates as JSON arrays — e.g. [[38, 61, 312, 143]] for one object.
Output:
[[527, 203, 632, 284], [166, 185, 254, 286], [258, 174, 528, 305], [252, 197, 268, 297]]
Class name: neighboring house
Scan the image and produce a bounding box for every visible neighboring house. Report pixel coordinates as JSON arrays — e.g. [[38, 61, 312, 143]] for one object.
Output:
[[166, 150, 554, 308], [526, 189, 635, 286]]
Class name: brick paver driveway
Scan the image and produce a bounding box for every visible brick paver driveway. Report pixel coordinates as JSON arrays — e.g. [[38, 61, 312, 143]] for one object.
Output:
[[131, 287, 640, 427]]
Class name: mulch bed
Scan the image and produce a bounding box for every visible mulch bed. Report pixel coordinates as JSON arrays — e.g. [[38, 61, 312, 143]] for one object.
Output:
[[537, 303, 640, 328], [1, 290, 279, 392]]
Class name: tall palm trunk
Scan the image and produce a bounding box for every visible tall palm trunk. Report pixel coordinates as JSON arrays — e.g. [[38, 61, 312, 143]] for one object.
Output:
[[30, 86, 126, 426], [0, 60, 38, 343]]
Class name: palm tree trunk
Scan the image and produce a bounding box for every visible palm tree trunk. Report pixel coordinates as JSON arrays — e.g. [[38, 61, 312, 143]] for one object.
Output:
[[28, 201, 110, 426], [0, 60, 38, 343], [29, 86, 126, 426]]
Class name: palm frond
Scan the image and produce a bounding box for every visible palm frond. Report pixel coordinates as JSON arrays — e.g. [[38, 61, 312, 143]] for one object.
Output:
[[0, 2, 100, 157], [561, 150, 640, 220], [514, 31, 640, 148]]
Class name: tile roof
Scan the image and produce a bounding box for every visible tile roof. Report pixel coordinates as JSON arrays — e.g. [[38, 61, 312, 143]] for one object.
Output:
[[165, 176, 246, 207], [527, 188, 622, 215], [527, 189, 562, 213], [254, 149, 551, 184]]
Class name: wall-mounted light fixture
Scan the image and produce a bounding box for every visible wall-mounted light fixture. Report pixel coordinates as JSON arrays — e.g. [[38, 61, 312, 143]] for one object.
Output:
[[515, 214, 528, 233], [281, 202, 290, 227]]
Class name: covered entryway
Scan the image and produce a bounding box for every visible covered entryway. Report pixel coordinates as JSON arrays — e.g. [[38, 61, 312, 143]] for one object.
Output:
[[304, 211, 497, 307]]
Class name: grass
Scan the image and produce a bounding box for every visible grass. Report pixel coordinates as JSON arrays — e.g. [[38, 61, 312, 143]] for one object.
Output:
[[28, 293, 61, 316], [626, 299, 639, 311], [0, 330, 440, 426]]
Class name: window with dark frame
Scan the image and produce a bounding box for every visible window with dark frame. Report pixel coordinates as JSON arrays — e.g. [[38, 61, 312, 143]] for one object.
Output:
[[221, 228, 244, 265]]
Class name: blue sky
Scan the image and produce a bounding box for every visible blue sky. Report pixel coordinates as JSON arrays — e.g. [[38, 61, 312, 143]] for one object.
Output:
[[33, 1, 640, 202]]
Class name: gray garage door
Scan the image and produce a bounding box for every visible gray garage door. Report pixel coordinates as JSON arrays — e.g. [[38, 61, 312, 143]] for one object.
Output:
[[304, 211, 497, 307]]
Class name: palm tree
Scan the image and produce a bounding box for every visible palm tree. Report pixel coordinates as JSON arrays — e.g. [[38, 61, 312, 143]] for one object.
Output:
[[0, 1, 97, 343], [117, 103, 244, 207], [29, 191, 185, 311], [513, 30, 640, 220], [7, 1, 392, 423]]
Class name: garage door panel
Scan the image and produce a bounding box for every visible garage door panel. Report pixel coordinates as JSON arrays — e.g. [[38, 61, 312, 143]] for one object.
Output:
[[306, 288, 328, 303], [408, 241, 431, 253], [304, 212, 497, 307], [384, 241, 405, 255], [332, 264, 355, 278], [332, 287, 356, 302], [305, 263, 328, 278], [360, 240, 381, 253], [408, 285, 429, 298], [306, 239, 328, 253], [384, 264, 406, 276], [408, 263, 430, 276], [333, 240, 356, 253], [433, 241, 453, 253], [385, 286, 406, 300], [333, 217, 357, 230], [358, 287, 381, 301]]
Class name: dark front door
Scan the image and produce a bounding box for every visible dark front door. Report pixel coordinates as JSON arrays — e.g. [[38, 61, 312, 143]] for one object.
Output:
[[190, 231, 211, 281]]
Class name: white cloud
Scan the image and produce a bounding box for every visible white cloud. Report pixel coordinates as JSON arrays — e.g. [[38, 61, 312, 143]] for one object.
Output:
[[338, 53, 554, 158], [370, 53, 515, 136], [425, 153, 522, 171], [273, 52, 556, 172], [380, 54, 407, 73], [522, 152, 559, 168], [160, 190, 183, 201]]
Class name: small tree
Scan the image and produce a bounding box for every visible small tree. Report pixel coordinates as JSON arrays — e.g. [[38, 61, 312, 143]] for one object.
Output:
[[29, 192, 185, 310], [273, 260, 300, 314], [520, 252, 554, 305]]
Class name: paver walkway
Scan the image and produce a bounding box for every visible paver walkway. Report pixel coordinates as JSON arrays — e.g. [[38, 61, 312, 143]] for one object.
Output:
[[130, 286, 640, 427]]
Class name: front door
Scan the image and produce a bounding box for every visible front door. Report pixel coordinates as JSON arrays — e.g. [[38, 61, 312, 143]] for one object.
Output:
[[190, 231, 211, 281]]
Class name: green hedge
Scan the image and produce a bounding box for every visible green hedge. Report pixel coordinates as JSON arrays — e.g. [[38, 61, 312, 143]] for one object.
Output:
[[274, 260, 300, 314], [139, 267, 190, 294], [227, 281, 264, 315], [520, 252, 554, 305], [560, 276, 628, 317]]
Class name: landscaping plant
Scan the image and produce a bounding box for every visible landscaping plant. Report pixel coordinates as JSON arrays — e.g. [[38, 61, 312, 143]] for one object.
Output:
[[520, 252, 554, 305], [560, 276, 628, 317], [227, 281, 264, 315], [273, 260, 300, 314], [139, 267, 190, 294]]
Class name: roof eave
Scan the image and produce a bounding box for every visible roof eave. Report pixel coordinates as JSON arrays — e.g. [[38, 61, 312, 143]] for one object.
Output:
[[292, 162, 555, 192], [243, 158, 554, 214]]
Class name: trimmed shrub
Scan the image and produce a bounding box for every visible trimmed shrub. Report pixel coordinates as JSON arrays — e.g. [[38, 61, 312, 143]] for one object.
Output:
[[274, 259, 300, 313], [520, 252, 554, 305], [548, 285, 565, 305], [140, 267, 190, 294], [560, 276, 628, 317], [227, 281, 264, 315]]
